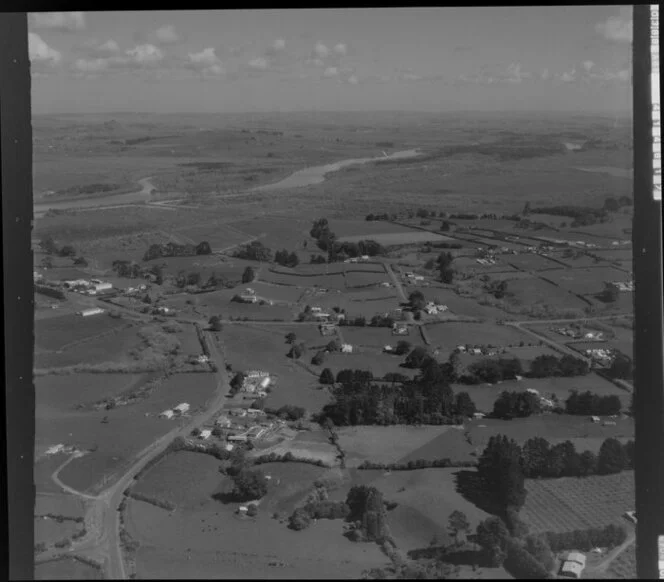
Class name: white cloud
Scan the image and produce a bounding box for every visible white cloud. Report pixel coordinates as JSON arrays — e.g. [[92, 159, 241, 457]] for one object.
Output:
[[126, 44, 164, 66], [73, 57, 109, 74], [31, 12, 85, 32], [187, 47, 224, 77], [589, 67, 631, 84], [333, 43, 347, 55], [541, 68, 550, 81], [347, 74, 359, 85], [155, 25, 179, 45], [323, 66, 339, 78], [306, 58, 325, 67], [98, 40, 120, 54], [560, 68, 576, 83], [28, 33, 62, 66], [582, 60, 595, 72], [314, 42, 329, 59], [595, 12, 632, 43], [248, 57, 269, 70], [273, 38, 286, 51]]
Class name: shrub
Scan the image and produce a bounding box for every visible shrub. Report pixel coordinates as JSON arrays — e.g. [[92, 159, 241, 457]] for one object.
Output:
[[504, 540, 550, 579], [247, 503, 258, 517]]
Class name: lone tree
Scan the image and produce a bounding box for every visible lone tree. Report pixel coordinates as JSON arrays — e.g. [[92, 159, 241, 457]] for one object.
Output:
[[242, 266, 256, 284], [285, 332, 297, 344], [208, 315, 223, 331], [476, 516, 510, 567], [600, 282, 620, 303], [58, 244, 76, 257], [39, 236, 59, 255], [320, 368, 335, 385], [288, 342, 306, 360], [394, 340, 412, 356], [231, 469, 269, 501], [448, 510, 471, 546], [597, 437, 628, 475], [408, 290, 426, 311]]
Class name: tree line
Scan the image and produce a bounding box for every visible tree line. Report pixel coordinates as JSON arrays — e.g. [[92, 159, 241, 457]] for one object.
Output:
[[143, 240, 212, 261]]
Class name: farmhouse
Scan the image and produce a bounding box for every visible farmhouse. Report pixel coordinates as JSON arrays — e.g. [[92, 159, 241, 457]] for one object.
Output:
[[174, 402, 190, 415], [383, 345, 394, 353], [392, 323, 409, 336], [246, 370, 269, 379], [215, 415, 231, 427], [341, 343, 353, 353], [228, 434, 249, 443], [199, 429, 212, 440], [240, 293, 259, 303], [590, 416, 600, 423], [159, 410, 174, 419], [560, 551, 587, 579], [77, 307, 105, 317]]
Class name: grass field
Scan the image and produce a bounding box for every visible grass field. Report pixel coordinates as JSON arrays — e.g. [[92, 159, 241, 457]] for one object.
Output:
[[339, 231, 454, 245], [173, 221, 253, 250], [345, 271, 390, 288], [397, 428, 476, 464], [218, 326, 331, 412], [506, 277, 590, 309], [245, 281, 305, 303], [328, 468, 492, 552], [35, 313, 131, 352], [35, 516, 82, 545], [329, 219, 421, 238], [424, 322, 532, 350], [505, 253, 562, 271], [343, 262, 387, 273], [464, 414, 634, 452], [35, 557, 103, 580], [598, 540, 635, 579], [53, 373, 217, 493], [41, 266, 92, 281], [131, 450, 223, 509], [521, 471, 634, 534], [340, 325, 424, 348], [232, 216, 315, 250], [543, 266, 629, 295], [260, 269, 346, 290], [265, 432, 340, 466], [337, 425, 456, 467]]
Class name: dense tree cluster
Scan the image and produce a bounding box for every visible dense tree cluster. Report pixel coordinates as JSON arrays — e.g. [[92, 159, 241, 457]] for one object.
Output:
[[275, 405, 306, 421], [609, 353, 633, 380], [287, 342, 307, 360], [520, 436, 633, 478], [346, 485, 390, 542], [529, 354, 589, 378], [460, 357, 523, 385], [369, 314, 395, 327], [365, 213, 393, 221], [492, 391, 541, 419], [603, 195, 633, 212], [309, 254, 327, 264], [544, 523, 628, 553], [317, 359, 473, 426], [230, 468, 269, 501], [242, 267, 255, 283], [329, 240, 385, 262], [565, 390, 622, 416], [274, 249, 300, 268], [143, 241, 212, 261], [234, 241, 273, 262], [358, 458, 476, 471], [437, 251, 455, 284], [478, 436, 527, 516]]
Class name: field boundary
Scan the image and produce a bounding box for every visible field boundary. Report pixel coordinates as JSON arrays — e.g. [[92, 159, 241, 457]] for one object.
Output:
[[56, 322, 136, 353]]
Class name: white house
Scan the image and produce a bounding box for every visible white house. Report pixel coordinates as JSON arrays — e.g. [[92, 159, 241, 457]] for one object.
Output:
[[560, 551, 587, 579], [199, 429, 212, 440], [78, 307, 105, 317], [526, 388, 540, 396], [197, 355, 210, 364], [159, 410, 174, 419], [93, 282, 113, 292], [341, 343, 353, 353], [259, 376, 271, 390], [215, 416, 231, 427], [174, 403, 190, 415], [384, 345, 394, 353], [590, 415, 600, 423], [240, 294, 258, 303]]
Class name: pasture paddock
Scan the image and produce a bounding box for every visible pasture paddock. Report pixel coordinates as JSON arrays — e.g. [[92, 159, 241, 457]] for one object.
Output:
[[35, 557, 103, 580]]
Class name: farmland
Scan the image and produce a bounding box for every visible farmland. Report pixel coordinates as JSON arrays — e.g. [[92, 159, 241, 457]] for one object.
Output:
[[521, 471, 634, 534], [424, 322, 532, 350], [543, 266, 629, 296], [336, 425, 457, 467], [504, 277, 590, 310], [35, 313, 131, 352], [35, 557, 103, 580], [339, 231, 454, 245]]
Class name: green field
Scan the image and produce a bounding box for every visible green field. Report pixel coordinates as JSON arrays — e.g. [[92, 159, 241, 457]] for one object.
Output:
[[35, 313, 131, 352], [543, 266, 629, 296], [35, 557, 103, 580], [425, 322, 531, 350], [506, 277, 590, 309]]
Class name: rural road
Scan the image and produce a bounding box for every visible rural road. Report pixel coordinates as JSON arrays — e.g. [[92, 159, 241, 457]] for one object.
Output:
[[584, 528, 636, 577], [47, 327, 232, 579]]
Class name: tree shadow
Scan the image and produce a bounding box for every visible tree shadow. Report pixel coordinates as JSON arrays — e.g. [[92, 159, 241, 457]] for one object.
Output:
[[453, 470, 502, 517]]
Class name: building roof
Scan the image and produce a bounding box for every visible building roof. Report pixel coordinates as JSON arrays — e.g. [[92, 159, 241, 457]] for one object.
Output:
[[566, 552, 587, 566]]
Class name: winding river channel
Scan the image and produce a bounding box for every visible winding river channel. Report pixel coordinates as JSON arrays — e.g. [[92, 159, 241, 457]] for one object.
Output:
[[33, 148, 422, 216]]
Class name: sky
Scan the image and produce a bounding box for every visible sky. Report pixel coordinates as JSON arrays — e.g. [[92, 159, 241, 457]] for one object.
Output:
[[28, 7, 633, 115]]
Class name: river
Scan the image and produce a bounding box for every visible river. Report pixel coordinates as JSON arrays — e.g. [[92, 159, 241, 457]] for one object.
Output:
[[33, 177, 156, 218], [249, 148, 422, 192], [33, 149, 422, 216]]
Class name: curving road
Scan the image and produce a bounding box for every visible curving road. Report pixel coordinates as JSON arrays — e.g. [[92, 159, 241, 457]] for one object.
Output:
[[45, 328, 231, 579]]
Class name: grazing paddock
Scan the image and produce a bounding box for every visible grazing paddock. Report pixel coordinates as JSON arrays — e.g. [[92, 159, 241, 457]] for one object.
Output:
[[36, 373, 158, 413], [247, 281, 305, 303], [431, 293, 511, 320], [225, 301, 297, 321], [253, 462, 331, 514], [266, 433, 340, 466], [339, 231, 454, 245], [323, 352, 419, 380], [482, 270, 538, 282], [448, 256, 519, 274], [35, 557, 103, 580], [250, 323, 333, 349], [35, 516, 82, 545], [425, 322, 531, 350], [589, 248, 633, 262], [345, 271, 390, 288], [521, 471, 634, 534], [54, 373, 217, 494], [346, 298, 403, 320], [260, 269, 346, 290], [545, 252, 612, 269], [465, 414, 634, 451], [35, 492, 87, 518], [340, 325, 426, 348], [128, 498, 388, 580], [506, 277, 589, 309], [131, 450, 222, 509], [173, 222, 252, 250], [232, 216, 315, 249], [542, 267, 629, 296], [343, 262, 387, 273], [337, 425, 456, 467], [505, 253, 562, 271], [397, 428, 476, 464], [330, 468, 491, 552], [218, 326, 331, 412], [599, 540, 635, 579], [35, 325, 144, 369], [35, 313, 130, 352], [42, 267, 92, 281]]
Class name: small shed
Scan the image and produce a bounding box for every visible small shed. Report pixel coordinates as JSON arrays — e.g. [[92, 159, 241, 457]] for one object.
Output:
[[259, 376, 271, 389], [199, 429, 212, 440], [78, 307, 105, 317], [590, 415, 600, 423], [159, 410, 174, 419], [341, 343, 353, 353], [174, 403, 190, 415]]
